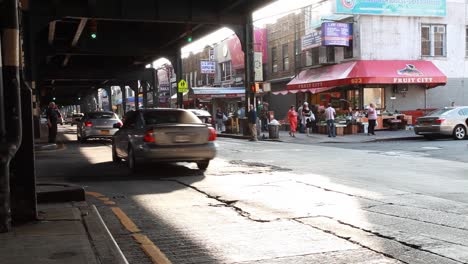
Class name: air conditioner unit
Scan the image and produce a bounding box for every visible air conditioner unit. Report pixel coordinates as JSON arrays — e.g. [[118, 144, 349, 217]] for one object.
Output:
[[435, 26, 445, 33]]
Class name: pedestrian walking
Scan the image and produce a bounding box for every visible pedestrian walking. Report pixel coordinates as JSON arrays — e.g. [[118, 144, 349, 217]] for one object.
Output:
[[247, 104, 258, 141], [324, 103, 336, 137], [46, 102, 61, 143], [287, 105, 298, 137], [367, 103, 377, 136], [297, 101, 304, 133], [215, 108, 225, 132], [301, 102, 315, 136]]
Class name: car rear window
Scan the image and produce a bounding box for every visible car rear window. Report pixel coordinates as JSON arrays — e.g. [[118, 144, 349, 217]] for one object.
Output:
[[87, 113, 116, 119], [143, 111, 201, 125], [427, 109, 452, 116]]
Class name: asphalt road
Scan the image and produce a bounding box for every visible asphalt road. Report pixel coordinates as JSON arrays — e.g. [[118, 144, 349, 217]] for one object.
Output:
[[36, 126, 468, 264]]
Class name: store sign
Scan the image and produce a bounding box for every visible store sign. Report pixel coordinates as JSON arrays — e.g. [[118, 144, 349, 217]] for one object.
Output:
[[254, 52, 263, 82], [321, 22, 352, 46], [200, 61, 216, 74], [301, 31, 321, 51], [335, 0, 446, 17]]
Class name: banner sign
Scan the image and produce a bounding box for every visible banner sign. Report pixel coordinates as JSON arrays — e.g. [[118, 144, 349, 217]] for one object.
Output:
[[336, 0, 446, 17], [200, 61, 216, 74], [321, 22, 352, 46], [254, 52, 263, 82], [254, 28, 268, 64], [302, 31, 321, 51]]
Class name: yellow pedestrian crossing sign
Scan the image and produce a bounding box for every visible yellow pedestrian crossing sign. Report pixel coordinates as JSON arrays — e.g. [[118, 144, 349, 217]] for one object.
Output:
[[178, 79, 188, 93]]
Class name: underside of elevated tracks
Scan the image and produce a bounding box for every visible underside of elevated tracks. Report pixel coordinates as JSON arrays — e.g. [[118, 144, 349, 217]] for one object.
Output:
[[0, 0, 273, 232]]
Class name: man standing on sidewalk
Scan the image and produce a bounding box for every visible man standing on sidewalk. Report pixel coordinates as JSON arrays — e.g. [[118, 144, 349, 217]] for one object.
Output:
[[247, 104, 258, 141], [46, 102, 60, 143], [325, 103, 336, 137]]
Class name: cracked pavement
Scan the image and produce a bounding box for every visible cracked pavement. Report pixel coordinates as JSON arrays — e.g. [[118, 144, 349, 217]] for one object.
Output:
[[37, 130, 468, 264]]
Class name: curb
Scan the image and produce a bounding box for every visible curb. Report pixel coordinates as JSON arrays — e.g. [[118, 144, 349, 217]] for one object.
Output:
[[82, 205, 129, 264], [37, 183, 85, 203]]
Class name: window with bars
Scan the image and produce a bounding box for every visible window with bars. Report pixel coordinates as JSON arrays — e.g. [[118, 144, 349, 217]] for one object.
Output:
[[271, 47, 278, 73], [326, 46, 335, 62], [421, 24, 446, 57], [466, 27, 468, 57], [282, 44, 289, 71], [344, 40, 353, 59], [220, 61, 232, 81]]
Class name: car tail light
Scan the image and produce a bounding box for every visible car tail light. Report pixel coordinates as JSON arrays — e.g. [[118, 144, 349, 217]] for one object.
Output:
[[85, 121, 93, 127], [435, 118, 445, 124], [143, 129, 155, 143], [117, 121, 123, 127], [208, 127, 217, 141]]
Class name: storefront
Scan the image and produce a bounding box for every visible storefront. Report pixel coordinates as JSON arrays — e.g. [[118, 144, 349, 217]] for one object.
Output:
[[278, 60, 447, 133]]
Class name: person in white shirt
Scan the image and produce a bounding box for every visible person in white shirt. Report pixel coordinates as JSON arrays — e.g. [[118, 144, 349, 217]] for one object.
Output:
[[367, 103, 378, 136], [324, 103, 336, 137]]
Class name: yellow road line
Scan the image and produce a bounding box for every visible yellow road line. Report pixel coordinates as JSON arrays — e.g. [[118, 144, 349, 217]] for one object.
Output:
[[111, 207, 141, 233], [98, 197, 110, 201], [104, 201, 116, 205], [133, 234, 172, 264], [85, 191, 105, 198]]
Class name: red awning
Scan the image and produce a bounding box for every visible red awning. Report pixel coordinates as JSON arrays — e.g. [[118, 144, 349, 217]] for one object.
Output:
[[287, 60, 447, 90]]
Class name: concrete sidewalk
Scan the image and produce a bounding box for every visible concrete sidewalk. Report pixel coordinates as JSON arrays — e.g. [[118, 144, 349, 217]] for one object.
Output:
[[0, 125, 128, 264], [218, 128, 422, 144]]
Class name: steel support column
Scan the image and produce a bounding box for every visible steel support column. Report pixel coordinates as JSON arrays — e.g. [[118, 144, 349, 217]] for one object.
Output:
[[104, 86, 113, 112], [121, 84, 127, 114], [0, 0, 22, 232], [152, 69, 159, 108], [9, 1, 37, 223], [142, 81, 148, 109], [175, 51, 183, 108], [242, 15, 254, 108]]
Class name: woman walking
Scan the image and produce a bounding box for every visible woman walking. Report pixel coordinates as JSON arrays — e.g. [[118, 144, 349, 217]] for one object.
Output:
[[302, 102, 315, 136], [287, 105, 298, 137]]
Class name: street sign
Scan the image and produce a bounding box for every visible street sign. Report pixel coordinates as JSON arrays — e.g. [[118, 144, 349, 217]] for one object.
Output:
[[178, 79, 188, 93]]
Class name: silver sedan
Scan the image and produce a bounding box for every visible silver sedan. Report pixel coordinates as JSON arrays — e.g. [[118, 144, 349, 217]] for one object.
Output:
[[414, 106, 468, 140], [112, 108, 217, 172], [77, 111, 122, 142]]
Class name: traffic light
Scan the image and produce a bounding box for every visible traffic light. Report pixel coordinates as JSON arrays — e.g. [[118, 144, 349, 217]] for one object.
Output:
[[186, 30, 193, 43], [89, 19, 97, 39]]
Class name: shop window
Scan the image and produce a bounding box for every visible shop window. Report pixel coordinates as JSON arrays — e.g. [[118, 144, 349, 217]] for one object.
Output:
[[282, 44, 289, 71], [220, 61, 232, 81], [421, 24, 446, 57], [271, 47, 278, 73], [346, 89, 360, 109], [363, 88, 385, 109], [344, 39, 353, 59]]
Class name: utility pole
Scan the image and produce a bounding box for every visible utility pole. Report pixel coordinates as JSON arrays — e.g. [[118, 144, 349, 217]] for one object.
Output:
[[244, 14, 254, 109]]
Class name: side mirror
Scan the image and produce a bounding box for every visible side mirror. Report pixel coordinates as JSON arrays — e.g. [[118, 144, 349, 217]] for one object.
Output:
[[113, 123, 122, 129]]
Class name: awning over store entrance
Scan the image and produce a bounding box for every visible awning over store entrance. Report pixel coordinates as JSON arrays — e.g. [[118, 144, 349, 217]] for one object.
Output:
[[286, 60, 447, 91], [192, 87, 245, 99]]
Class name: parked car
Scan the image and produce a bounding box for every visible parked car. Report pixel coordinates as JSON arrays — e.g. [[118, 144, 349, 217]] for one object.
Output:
[[414, 106, 468, 140], [188, 109, 213, 125], [77, 111, 122, 142], [69, 113, 84, 126], [112, 108, 217, 171]]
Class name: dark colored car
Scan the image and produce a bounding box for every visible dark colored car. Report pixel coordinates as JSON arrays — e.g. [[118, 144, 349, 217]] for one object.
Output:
[[112, 108, 217, 172]]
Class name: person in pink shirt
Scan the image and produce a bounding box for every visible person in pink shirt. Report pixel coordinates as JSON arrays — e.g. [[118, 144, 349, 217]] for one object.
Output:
[[287, 105, 298, 137]]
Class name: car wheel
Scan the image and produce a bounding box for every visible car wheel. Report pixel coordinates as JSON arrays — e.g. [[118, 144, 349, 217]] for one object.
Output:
[[128, 147, 138, 172], [197, 160, 210, 170], [112, 142, 121, 163], [453, 125, 466, 140]]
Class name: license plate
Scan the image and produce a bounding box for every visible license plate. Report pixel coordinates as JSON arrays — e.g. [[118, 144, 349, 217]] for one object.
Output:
[[174, 135, 190, 143], [422, 122, 431, 125], [100, 130, 110, 135]]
